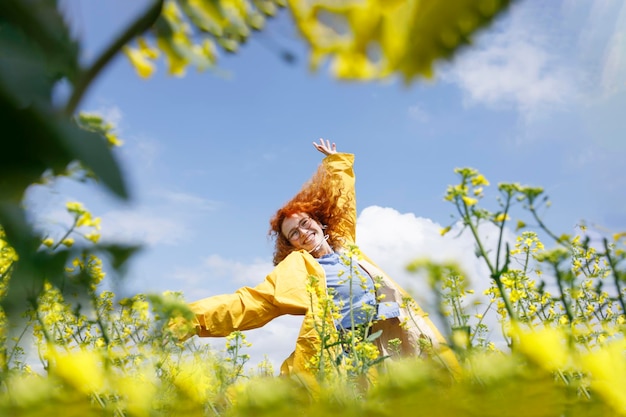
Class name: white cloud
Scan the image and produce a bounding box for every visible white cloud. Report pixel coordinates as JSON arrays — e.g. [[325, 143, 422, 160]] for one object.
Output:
[[592, 2, 626, 96], [100, 208, 190, 246], [203, 255, 274, 285], [156, 190, 221, 211], [237, 316, 303, 372], [169, 255, 274, 300], [189, 315, 302, 374], [356, 206, 516, 344], [445, 1, 626, 120], [600, 32, 626, 96], [356, 206, 512, 306], [97, 188, 220, 247], [176, 255, 273, 289], [447, 28, 576, 120]]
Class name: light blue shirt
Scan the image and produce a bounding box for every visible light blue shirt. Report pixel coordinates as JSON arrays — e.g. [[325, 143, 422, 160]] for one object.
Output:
[[317, 252, 399, 329]]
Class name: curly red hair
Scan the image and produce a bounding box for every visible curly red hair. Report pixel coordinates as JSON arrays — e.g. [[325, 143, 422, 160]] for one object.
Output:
[[269, 162, 354, 265]]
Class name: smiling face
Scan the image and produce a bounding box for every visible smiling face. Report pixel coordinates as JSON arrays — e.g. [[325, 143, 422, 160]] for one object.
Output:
[[281, 213, 325, 252]]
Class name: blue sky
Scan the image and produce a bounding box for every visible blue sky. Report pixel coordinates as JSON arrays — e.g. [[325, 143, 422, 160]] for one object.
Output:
[[27, 0, 626, 368]]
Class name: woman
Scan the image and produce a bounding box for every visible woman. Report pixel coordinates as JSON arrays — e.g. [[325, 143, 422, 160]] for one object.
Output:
[[178, 139, 457, 376]]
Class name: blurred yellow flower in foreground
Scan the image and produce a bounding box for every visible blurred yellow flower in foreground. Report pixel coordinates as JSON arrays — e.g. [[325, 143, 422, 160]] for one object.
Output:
[[513, 327, 569, 372], [123, 46, 156, 78], [51, 349, 105, 395], [579, 339, 626, 414], [118, 373, 157, 417]]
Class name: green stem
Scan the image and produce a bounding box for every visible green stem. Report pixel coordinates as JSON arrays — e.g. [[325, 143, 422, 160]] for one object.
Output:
[[51, 216, 79, 251], [460, 200, 495, 274], [459, 198, 517, 321], [494, 192, 513, 273], [528, 203, 563, 245], [469, 301, 494, 344], [515, 252, 534, 322], [347, 255, 357, 356], [64, 0, 164, 116], [553, 267, 574, 325], [91, 290, 111, 346], [433, 282, 452, 344], [5, 321, 32, 367], [603, 238, 626, 315]]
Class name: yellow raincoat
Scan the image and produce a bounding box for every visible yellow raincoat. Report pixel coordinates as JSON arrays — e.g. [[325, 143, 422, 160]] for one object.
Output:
[[185, 153, 458, 375]]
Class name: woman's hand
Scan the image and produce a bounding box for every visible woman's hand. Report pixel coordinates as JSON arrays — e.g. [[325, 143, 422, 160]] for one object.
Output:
[[313, 138, 337, 155]]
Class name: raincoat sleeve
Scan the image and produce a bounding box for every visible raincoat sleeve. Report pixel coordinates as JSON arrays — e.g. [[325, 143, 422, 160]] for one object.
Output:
[[187, 280, 281, 337], [182, 252, 316, 338], [323, 152, 357, 244]]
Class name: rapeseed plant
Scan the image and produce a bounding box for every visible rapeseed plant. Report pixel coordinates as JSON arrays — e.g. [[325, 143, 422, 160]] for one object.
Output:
[[0, 168, 625, 416]]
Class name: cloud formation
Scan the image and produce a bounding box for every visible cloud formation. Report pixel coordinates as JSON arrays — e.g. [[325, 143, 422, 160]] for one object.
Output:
[[356, 206, 516, 310], [445, 10, 577, 120], [172, 255, 274, 296], [574, 1, 626, 97], [100, 208, 190, 246], [445, 1, 626, 120]]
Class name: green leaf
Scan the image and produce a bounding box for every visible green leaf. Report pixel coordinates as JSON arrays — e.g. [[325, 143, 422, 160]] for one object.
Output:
[[55, 117, 129, 199], [366, 329, 383, 342], [0, 19, 55, 106], [0, 94, 66, 202], [0, 0, 80, 84], [1, 247, 71, 316], [0, 203, 39, 257], [0, 93, 128, 201], [100, 244, 142, 271]]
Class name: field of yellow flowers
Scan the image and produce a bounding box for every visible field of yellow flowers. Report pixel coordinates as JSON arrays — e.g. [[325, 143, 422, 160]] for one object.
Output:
[[0, 166, 624, 417]]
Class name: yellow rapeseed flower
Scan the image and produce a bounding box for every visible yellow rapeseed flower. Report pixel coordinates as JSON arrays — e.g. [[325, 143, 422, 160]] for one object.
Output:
[[509, 289, 523, 303], [172, 362, 212, 404], [471, 174, 490, 187], [137, 37, 160, 59], [612, 232, 626, 242], [579, 339, 626, 414], [462, 196, 478, 206], [105, 132, 123, 147], [514, 327, 569, 371], [66, 201, 85, 213], [123, 46, 156, 78], [494, 213, 510, 222], [51, 349, 105, 395], [85, 232, 101, 244], [117, 374, 157, 417]]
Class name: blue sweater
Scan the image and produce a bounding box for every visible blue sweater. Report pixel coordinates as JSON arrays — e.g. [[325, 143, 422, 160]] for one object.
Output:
[[317, 252, 399, 330]]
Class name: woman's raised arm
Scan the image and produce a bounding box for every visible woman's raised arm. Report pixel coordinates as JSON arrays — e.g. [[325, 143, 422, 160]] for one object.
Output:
[[317, 140, 357, 244]]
